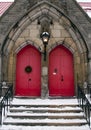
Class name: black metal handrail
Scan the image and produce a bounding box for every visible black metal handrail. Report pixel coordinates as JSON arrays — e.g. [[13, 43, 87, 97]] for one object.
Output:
[[88, 84, 91, 99], [77, 86, 90, 126], [0, 84, 13, 125]]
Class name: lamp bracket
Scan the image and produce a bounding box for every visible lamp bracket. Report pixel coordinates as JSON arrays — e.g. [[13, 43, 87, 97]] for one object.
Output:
[[38, 15, 53, 33]]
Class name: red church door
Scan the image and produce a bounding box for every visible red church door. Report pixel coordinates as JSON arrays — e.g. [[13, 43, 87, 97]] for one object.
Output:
[[15, 45, 41, 96], [49, 45, 74, 96]]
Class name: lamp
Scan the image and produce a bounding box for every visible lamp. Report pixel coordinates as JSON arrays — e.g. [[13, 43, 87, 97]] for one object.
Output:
[[40, 32, 50, 61]]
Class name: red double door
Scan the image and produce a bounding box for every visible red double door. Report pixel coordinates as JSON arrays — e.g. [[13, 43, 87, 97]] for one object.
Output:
[[15, 45, 74, 97]]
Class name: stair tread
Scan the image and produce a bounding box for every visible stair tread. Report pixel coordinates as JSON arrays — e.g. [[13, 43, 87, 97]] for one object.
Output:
[[10, 106, 81, 110], [7, 112, 84, 116], [11, 98, 78, 106], [10, 106, 82, 111], [4, 118, 87, 123], [1, 125, 90, 130]]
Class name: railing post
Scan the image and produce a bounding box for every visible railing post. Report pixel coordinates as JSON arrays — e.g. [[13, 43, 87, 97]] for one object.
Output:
[[77, 85, 91, 126], [0, 83, 13, 125], [87, 84, 91, 99], [87, 102, 90, 126], [0, 102, 2, 125], [0, 83, 2, 97]]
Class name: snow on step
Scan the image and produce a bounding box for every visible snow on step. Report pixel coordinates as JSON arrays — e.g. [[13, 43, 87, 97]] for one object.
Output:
[[0, 125, 90, 130], [4, 118, 87, 124], [0, 98, 90, 130], [9, 107, 82, 114], [10, 106, 81, 110], [11, 98, 79, 105], [7, 112, 84, 117]]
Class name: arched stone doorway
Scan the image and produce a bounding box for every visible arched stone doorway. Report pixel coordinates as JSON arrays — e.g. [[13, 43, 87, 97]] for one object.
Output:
[[0, 1, 89, 98]]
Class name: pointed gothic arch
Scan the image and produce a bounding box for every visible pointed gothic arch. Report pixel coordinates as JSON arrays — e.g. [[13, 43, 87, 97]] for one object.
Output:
[[2, 1, 88, 55]]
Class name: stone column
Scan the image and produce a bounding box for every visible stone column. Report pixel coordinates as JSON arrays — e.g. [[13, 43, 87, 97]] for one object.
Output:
[[41, 49, 49, 99], [41, 66, 49, 99]]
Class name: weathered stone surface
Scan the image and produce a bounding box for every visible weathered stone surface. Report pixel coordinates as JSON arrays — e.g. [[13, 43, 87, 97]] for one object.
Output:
[[0, 0, 91, 49]]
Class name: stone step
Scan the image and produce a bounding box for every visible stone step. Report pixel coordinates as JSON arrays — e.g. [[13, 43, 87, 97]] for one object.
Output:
[[7, 112, 84, 119], [11, 98, 79, 106], [1, 125, 90, 130], [4, 118, 87, 126], [10, 104, 78, 107], [9, 107, 82, 113]]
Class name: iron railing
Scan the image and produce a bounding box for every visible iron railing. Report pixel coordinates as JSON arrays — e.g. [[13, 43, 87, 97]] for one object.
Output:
[[0, 83, 13, 125], [77, 86, 91, 126], [88, 85, 91, 99]]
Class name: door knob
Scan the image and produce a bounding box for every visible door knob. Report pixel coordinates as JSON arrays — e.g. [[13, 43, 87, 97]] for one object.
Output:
[[61, 75, 64, 81], [29, 78, 31, 81]]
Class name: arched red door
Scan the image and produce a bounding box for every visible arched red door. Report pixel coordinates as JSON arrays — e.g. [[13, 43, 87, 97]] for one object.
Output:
[[15, 45, 41, 96], [49, 45, 74, 96]]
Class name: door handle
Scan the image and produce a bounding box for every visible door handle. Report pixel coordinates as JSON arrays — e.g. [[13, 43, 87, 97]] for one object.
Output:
[[61, 75, 64, 81], [29, 78, 31, 81]]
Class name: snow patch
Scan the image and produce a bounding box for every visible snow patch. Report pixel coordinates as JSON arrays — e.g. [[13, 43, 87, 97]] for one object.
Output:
[[11, 98, 78, 105], [0, 125, 90, 130]]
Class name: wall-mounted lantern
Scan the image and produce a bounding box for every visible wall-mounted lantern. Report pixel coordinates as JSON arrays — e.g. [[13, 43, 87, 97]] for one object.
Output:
[[40, 32, 50, 61]]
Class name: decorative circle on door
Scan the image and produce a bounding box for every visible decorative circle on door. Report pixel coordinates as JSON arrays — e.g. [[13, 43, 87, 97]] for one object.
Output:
[[25, 66, 32, 73]]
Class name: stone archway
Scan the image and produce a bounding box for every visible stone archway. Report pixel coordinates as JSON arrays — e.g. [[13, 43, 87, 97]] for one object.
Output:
[[0, 1, 89, 96]]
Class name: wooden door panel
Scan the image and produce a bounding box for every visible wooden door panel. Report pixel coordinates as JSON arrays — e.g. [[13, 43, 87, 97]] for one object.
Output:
[[49, 45, 74, 96], [15, 45, 41, 96]]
